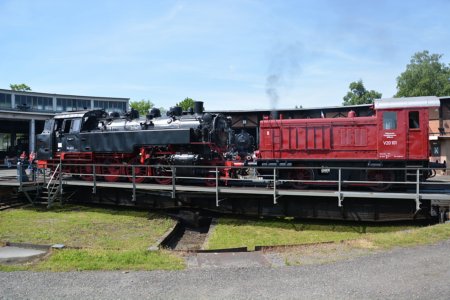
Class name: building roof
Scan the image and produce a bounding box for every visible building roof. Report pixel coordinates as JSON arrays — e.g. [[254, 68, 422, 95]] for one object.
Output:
[[0, 89, 129, 101], [208, 103, 372, 114]]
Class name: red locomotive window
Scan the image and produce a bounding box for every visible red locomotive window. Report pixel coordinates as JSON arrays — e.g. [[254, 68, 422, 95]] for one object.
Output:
[[383, 112, 397, 130], [409, 111, 420, 129]]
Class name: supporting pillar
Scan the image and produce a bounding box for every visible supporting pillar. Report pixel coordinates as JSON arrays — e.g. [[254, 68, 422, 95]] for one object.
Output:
[[11, 93, 15, 109], [10, 132, 16, 154], [29, 119, 35, 153]]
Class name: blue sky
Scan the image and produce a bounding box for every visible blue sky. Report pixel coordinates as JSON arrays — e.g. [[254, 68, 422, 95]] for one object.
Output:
[[1, 0, 450, 110]]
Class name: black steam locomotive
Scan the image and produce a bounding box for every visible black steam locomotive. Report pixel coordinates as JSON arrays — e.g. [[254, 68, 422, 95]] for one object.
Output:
[[36, 101, 235, 183]]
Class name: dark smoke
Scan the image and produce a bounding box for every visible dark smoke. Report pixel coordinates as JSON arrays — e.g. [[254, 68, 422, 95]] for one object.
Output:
[[266, 42, 302, 114]]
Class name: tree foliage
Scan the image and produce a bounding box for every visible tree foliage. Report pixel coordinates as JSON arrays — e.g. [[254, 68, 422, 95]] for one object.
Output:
[[10, 83, 31, 91], [342, 80, 382, 105], [176, 97, 196, 111], [129, 99, 154, 116], [396, 50, 450, 97]]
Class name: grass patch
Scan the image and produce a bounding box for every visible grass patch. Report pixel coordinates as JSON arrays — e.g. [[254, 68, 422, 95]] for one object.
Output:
[[0, 205, 184, 271], [280, 223, 450, 266], [34, 249, 184, 271], [0, 205, 174, 249], [206, 217, 424, 250], [368, 223, 450, 249]]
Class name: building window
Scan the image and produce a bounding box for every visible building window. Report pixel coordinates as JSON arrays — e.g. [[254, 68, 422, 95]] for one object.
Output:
[[56, 98, 91, 112], [15, 95, 52, 111], [383, 111, 397, 130], [0, 93, 12, 109], [93, 100, 127, 112]]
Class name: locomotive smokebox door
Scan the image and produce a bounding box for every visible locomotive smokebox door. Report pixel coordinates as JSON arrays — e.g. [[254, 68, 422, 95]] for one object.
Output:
[[36, 119, 56, 160]]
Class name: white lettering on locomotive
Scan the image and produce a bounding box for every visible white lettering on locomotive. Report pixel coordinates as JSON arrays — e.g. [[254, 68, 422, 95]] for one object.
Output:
[[383, 140, 398, 146]]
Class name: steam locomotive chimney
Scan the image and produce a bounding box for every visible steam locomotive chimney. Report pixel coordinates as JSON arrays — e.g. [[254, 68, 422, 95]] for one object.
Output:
[[194, 101, 204, 114]]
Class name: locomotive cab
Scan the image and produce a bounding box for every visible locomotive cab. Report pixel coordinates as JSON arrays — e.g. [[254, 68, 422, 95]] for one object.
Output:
[[36, 110, 104, 160], [37, 118, 57, 160], [374, 97, 438, 161]]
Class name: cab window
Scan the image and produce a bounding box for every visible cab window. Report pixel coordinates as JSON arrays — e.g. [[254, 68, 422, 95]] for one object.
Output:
[[70, 118, 82, 133], [409, 111, 420, 129], [383, 112, 397, 130], [62, 120, 72, 133]]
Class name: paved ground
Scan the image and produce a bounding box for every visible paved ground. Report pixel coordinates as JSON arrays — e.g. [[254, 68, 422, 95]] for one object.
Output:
[[187, 251, 271, 268], [0, 246, 46, 260], [2, 240, 450, 299]]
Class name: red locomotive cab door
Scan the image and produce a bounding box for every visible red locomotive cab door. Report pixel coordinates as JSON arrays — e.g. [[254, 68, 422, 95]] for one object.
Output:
[[378, 110, 406, 160], [406, 110, 425, 159]]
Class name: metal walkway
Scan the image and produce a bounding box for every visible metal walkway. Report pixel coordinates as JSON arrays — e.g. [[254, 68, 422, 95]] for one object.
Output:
[[2, 166, 450, 211]]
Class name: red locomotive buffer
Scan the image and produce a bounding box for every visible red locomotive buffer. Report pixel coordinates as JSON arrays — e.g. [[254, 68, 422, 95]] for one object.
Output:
[[256, 97, 445, 190]]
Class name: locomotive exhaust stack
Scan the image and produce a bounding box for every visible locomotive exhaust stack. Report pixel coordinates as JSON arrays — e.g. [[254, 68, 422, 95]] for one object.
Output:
[[194, 101, 204, 115]]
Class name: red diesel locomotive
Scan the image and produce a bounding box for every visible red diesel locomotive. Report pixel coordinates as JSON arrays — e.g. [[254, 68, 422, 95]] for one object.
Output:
[[227, 96, 445, 190]]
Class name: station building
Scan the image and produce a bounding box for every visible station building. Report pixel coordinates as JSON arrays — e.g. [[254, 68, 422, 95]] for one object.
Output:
[[0, 89, 129, 160]]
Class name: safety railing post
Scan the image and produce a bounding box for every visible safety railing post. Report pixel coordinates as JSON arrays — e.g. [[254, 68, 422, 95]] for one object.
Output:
[[415, 168, 421, 211], [338, 168, 343, 207], [215, 167, 219, 207], [132, 165, 136, 202], [92, 163, 96, 194], [17, 161, 23, 191], [273, 167, 277, 204], [171, 166, 176, 199], [59, 161, 63, 204]]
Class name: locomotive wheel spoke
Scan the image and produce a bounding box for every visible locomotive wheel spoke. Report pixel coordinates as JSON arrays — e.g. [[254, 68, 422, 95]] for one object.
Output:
[[367, 170, 395, 192], [153, 164, 172, 185], [80, 165, 98, 181], [102, 159, 122, 182], [126, 159, 148, 183], [290, 168, 314, 189]]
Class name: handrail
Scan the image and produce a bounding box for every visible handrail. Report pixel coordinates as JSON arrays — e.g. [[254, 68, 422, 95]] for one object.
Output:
[[46, 163, 61, 189], [29, 161, 450, 212], [54, 162, 450, 186]]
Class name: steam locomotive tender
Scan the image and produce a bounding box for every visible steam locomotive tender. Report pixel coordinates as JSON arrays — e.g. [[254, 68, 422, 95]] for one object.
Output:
[[37, 101, 232, 183]]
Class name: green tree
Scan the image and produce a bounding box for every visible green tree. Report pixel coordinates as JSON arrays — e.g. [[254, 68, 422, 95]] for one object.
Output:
[[129, 99, 154, 116], [342, 80, 382, 105], [176, 97, 196, 111], [10, 83, 31, 91], [396, 50, 450, 97]]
